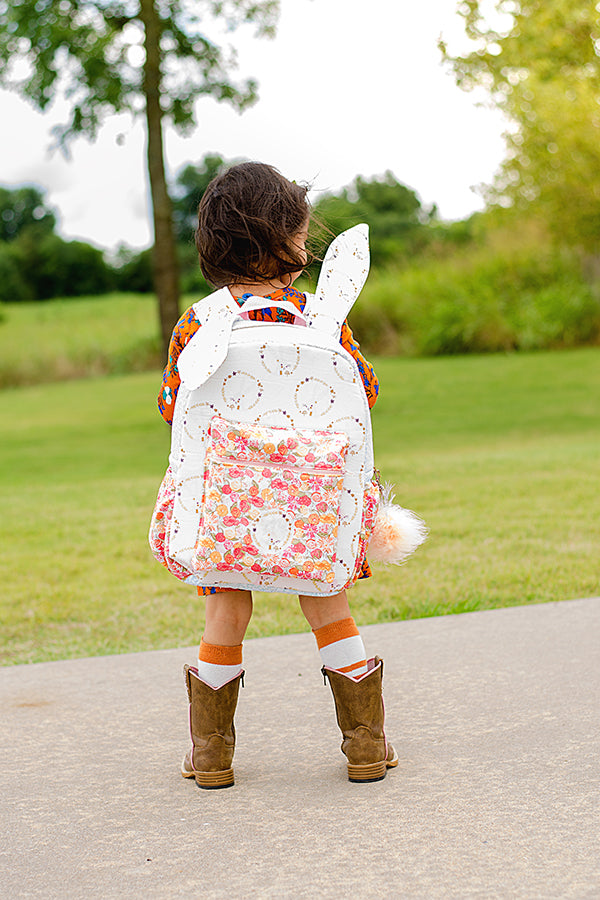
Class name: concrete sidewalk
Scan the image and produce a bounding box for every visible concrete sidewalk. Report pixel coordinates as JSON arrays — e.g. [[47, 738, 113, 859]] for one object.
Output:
[[1, 598, 599, 899]]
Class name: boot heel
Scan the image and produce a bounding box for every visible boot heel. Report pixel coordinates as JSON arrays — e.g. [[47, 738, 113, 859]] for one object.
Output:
[[194, 767, 235, 789], [347, 760, 387, 783]]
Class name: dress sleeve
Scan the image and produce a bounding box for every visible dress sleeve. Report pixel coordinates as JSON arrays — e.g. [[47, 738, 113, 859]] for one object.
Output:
[[157, 306, 201, 425], [340, 321, 379, 409]]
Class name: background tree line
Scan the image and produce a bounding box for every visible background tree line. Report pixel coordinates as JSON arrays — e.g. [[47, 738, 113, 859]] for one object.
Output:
[[0, 0, 599, 357], [0, 158, 462, 304]]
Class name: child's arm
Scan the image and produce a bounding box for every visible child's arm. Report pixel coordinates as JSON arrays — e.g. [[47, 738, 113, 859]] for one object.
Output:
[[340, 321, 379, 409], [158, 307, 201, 424]]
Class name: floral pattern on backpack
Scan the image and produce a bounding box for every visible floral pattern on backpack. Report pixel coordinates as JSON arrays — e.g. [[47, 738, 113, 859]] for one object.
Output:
[[345, 475, 380, 588], [192, 416, 349, 584], [149, 466, 191, 582]]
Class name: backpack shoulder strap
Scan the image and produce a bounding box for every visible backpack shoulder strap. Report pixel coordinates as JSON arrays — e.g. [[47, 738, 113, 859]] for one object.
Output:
[[304, 224, 370, 339], [176, 287, 240, 390]]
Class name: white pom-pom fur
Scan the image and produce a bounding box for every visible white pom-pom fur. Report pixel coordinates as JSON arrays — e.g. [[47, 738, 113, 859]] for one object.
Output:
[[368, 483, 428, 565]]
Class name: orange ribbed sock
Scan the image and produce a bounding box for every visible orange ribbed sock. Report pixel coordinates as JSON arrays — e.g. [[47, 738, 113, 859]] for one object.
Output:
[[196, 638, 243, 688], [312, 616, 368, 679]]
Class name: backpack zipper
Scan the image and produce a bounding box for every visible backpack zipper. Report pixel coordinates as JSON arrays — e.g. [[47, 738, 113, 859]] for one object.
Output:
[[210, 455, 345, 477]]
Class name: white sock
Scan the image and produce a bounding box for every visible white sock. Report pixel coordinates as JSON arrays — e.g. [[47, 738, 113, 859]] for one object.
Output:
[[196, 639, 243, 689], [196, 660, 243, 689], [313, 617, 369, 679]]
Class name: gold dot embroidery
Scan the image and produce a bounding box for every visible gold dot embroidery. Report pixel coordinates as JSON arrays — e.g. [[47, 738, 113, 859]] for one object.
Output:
[[332, 357, 358, 383], [259, 343, 301, 377], [294, 377, 336, 416], [336, 560, 352, 581], [184, 401, 215, 441], [222, 372, 264, 411], [341, 487, 360, 522], [178, 474, 204, 513], [326, 416, 366, 453], [254, 409, 294, 426]]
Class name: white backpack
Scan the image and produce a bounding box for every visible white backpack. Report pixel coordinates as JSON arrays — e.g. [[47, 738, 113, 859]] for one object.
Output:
[[149, 225, 425, 595]]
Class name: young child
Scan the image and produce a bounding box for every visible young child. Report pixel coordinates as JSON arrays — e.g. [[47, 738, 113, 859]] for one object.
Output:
[[157, 162, 398, 788]]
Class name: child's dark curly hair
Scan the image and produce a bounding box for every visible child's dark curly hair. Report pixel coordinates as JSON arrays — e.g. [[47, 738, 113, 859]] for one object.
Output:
[[195, 162, 311, 288]]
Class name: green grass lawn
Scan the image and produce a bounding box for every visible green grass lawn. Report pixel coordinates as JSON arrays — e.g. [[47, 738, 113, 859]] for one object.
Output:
[[1, 348, 599, 665], [0, 294, 162, 388]]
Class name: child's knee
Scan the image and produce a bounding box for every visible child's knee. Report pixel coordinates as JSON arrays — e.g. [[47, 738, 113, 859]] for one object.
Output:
[[207, 590, 253, 629], [298, 590, 351, 630]]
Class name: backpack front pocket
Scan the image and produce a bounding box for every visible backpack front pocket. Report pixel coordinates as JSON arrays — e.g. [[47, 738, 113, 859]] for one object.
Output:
[[193, 415, 349, 584]]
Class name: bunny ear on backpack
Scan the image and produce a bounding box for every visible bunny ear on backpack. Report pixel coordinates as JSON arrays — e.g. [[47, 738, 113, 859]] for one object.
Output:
[[304, 223, 370, 339], [176, 287, 241, 390]]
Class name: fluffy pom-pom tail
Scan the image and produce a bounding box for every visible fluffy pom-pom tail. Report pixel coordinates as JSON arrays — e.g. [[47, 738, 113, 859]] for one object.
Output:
[[368, 483, 428, 565]]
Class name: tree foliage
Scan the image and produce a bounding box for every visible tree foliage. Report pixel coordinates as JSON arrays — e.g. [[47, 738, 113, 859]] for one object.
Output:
[[16, 232, 113, 299], [0, 232, 114, 303], [112, 245, 155, 294], [0, 0, 279, 350], [442, 1, 600, 251], [0, 185, 56, 242], [0, 183, 114, 302], [0, 0, 277, 142], [313, 172, 436, 267]]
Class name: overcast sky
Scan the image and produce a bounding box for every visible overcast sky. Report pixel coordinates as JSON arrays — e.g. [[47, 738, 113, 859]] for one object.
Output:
[[0, 0, 508, 252]]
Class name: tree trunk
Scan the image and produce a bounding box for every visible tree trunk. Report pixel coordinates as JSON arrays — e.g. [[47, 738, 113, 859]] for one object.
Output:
[[140, 0, 180, 359]]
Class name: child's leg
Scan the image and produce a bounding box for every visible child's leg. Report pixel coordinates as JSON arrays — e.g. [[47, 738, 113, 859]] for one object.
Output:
[[299, 590, 368, 679], [197, 589, 253, 688], [300, 589, 398, 783], [298, 590, 351, 630], [183, 589, 252, 788], [203, 590, 253, 645]]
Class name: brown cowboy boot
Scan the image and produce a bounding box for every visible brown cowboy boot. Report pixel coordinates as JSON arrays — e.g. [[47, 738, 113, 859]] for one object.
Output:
[[323, 657, 398, 783], [181, 664, 244, 789]]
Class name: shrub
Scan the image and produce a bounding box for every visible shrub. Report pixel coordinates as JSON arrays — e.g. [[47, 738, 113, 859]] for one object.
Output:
[[9, 231, 114, 300], [349, 245, 600, 356], [0, 241, 33, 303], [113, 247, 154, 293], [178, 241, 211, 295], [508, 282, 600, 351], [112, 242, 211, 296]]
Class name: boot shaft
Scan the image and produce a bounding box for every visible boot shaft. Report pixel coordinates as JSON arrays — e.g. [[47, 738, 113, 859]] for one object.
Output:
[[184, 664, 244, 776], [323, 657, 385, 740], [185, 664, 243, 735], [323, 657, 389, 772]]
